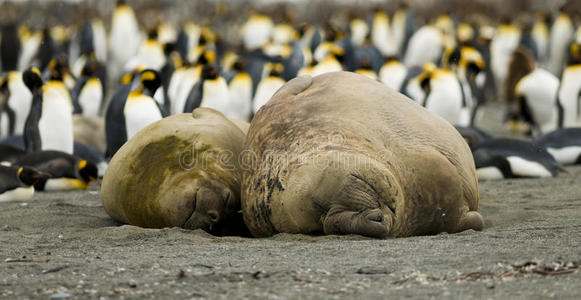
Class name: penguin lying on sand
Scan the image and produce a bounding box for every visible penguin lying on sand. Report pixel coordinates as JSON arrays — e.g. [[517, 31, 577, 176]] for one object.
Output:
[[0, 144, 26, 164], [14, 151, 98, 191], [0, 166, 46, 202], [454, 125, 492, 150], [472, 138, 559, 180], [533, 128, 581, 165]]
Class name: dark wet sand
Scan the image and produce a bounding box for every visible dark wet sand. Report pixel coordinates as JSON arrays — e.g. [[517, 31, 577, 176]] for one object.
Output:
[[1, 102, 580, 299]]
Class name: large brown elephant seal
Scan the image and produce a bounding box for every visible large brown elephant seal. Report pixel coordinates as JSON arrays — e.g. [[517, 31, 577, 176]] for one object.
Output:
[[242, 71, 483, 238], [102, 108, 249, 236]]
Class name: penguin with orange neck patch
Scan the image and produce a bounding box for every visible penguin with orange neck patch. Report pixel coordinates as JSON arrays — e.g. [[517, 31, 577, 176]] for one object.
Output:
[[14, 151, 98, 191], [36, 58, 75, 154], [71, 58, 104, 117], [123, 70, 164, 140], [105, 69, 163, 158], [21, 67, 44, 153], [0, 166, 46, 202], [183, 64, 230, 116]]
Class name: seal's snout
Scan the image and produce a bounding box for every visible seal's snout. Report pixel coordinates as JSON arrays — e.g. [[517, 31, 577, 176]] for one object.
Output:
[[207, 210, 220, 224]]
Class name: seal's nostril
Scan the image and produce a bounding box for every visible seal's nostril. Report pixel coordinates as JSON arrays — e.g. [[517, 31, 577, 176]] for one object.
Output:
[[207, 210, 219, 223]]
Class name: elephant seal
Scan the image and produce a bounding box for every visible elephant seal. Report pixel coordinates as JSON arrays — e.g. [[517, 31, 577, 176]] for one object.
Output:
[[101, 108, 249, 236], [242, 71, 483, 238]]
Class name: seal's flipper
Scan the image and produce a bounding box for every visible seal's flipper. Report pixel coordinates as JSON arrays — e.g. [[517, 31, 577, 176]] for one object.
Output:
[[457, 211, 484, 232], [322, 208, 390, 238]]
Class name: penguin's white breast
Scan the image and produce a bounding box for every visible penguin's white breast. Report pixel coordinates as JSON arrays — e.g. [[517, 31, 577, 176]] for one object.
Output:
[[8, 73, 33, 135], [40, 83, 74, 154], [547, 146, 581, 165], [0, 186, 34, 202], [252, 77, 286, 113], [506, 156, 552, 178], [44, 178, 89, 191], [78, 78, 103, 117], [379, 63, 407, 90], [476, 167, 505, 180], [124, 94, 163, 139], [200, 78, 230, 115]]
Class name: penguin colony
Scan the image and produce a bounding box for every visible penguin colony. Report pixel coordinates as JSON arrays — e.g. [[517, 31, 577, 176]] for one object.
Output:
[[0, 1, 580, 204]]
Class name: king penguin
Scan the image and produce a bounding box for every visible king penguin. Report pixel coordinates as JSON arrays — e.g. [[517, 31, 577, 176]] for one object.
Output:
[[403, 24, 443, 68], [548, 8, 574, 76], [227, 59, 253, 121], [0, 166, 45, 202], [533, 128, 581, 165], [1, 23, 21, 72], [71, 58, 104, 117], [0, 71, 32, 137], [490, 20, 521, 100], [125, 28, 166, 72], [108, 0, 141, 82], [0, 144, 26, 164], [38, 59, 75, 154], [506, 47, 559, 136], [252, 63, 286, 114], [379, 57, 408, 91], [371, 10, 392, 57], [472, 138, 559, 180], [104, 69, 163, 157], [14, 151, 98, 191], [241, 14, 274, 51], [557, 43, 581, 127], [418, 67, 466, 125], [123, 70, 164, 140], [183, 64, 230, 116], [531, 12, 550, 65], [21, 67, 44, 153]]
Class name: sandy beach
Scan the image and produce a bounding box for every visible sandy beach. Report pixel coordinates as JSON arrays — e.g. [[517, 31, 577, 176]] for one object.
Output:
[[1, 102, 581, 299]]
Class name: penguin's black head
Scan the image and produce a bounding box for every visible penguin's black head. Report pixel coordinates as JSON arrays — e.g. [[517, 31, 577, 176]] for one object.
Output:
[[466, 61, 483, 80], [81, 59, 99, 77], [48, 56, 71, 81], [139, 69, 162, 96], [147, 28, 158, 40], [0, 76, 7, 95], [569, 43, 581, 65], [419, 73, 432, 94], [18, 167, 49, 186], [359, 57, 372, 70], [201, 64, 220, 80], [77, 160, 98, 183], [163, 42, 176, 56], [330, 45, 345, 63], [117, 0, 127, 6], [198, 50, 217, 65], [199, 34, 208, 46], [22, 67, 43, 92], [324, 25, 338, 42], [268, 63, 284, 77], [233, 58, 247, 72], [447, 46, 462, 67]]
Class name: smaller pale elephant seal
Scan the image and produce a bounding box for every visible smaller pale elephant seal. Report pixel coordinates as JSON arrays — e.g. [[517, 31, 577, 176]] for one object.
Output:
[[242, 72, 484, 238], [101, 108, 249, 236]]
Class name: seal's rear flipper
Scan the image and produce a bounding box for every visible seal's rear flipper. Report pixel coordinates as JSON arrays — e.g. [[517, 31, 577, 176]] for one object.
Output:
[[322, 208, 391, 238], [458, 211, 484, 232]]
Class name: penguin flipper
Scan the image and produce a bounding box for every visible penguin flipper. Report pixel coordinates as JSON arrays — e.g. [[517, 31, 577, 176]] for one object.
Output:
[[183, 81, 203, 113], [104, 85, 130, 158], [4, 104, 16, 136], [71, 77, 88, 114]]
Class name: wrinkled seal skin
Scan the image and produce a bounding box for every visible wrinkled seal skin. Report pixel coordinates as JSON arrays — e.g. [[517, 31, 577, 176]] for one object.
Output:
[[102, 108, 250, 236], [242, 71, 483, 238]]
